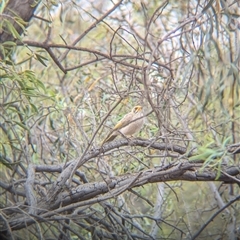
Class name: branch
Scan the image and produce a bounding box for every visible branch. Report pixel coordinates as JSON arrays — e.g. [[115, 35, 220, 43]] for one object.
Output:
[[191, 194, 240, 240], [58, 0, 124, 62], [25, 164, 37, 215], [42, 163, 239, 213], [26, 164, 240, 207], [1, 139, 240, 233], [19, 41, 173, 73], [1, 161, 239, 232], [47, 138, 186, 199]]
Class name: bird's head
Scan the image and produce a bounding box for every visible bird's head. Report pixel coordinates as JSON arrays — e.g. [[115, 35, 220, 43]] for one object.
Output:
[[132, 105, 142, 113]]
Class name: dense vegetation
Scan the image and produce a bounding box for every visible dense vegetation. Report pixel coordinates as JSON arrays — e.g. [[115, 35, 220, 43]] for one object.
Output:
[[0, 0, 240, 239]]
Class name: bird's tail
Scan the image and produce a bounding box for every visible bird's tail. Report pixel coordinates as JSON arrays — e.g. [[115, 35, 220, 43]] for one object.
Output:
[[102, 132, 118, 145]]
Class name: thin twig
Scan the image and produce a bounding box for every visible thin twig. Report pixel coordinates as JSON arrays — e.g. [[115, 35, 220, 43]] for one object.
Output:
[[191, 195, 240, 240]]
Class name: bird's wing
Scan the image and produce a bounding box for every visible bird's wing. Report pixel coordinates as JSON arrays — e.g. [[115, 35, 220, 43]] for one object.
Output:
[[102, 112, 134, 144], [113, 112, 134, 130]]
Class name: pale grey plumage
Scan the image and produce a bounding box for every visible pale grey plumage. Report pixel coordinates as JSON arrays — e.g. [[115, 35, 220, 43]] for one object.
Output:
[[102, 106, 144, 144]]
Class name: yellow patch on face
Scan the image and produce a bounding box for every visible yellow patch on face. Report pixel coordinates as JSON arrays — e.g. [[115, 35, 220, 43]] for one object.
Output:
[[133, 105, 142, 113]]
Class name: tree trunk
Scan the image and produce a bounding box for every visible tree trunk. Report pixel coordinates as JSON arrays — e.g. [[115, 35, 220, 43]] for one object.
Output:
[[0, 0, 41, 58]]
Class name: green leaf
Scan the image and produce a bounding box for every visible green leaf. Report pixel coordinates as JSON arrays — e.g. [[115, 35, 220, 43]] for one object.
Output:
[[0, 0, 6, 14], [189, 148, 216, 161], [2, 41, 17, 46], [35, 53, 48, 67], [0, 158, 13, 170], [222, 136, 232, 147], [34, 78, 46, 92], [12, 121, 29, 131], [5, 20, 21, 39], [30, 103, 38, 113]]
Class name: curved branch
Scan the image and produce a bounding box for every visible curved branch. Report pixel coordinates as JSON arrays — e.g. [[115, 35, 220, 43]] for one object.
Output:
[[1, 139, 240, 233], [192, 194, 240, 240], [19, 41, 173, 73], [48, 138, 187, 198], [1, 162, 239, 232]]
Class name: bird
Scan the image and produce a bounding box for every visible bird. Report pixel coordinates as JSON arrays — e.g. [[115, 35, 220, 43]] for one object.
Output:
[[102, 105, 144, 144]]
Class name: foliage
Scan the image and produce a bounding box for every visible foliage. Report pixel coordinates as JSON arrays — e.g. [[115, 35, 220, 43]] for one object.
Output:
[[0, 0, 240, 239]]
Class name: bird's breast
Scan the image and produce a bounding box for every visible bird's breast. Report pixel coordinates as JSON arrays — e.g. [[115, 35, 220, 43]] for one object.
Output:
[[119, 115, 144, 136]]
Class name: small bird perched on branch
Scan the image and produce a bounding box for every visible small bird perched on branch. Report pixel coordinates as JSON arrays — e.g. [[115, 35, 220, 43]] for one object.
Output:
[[102, 105, 144, 144]]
